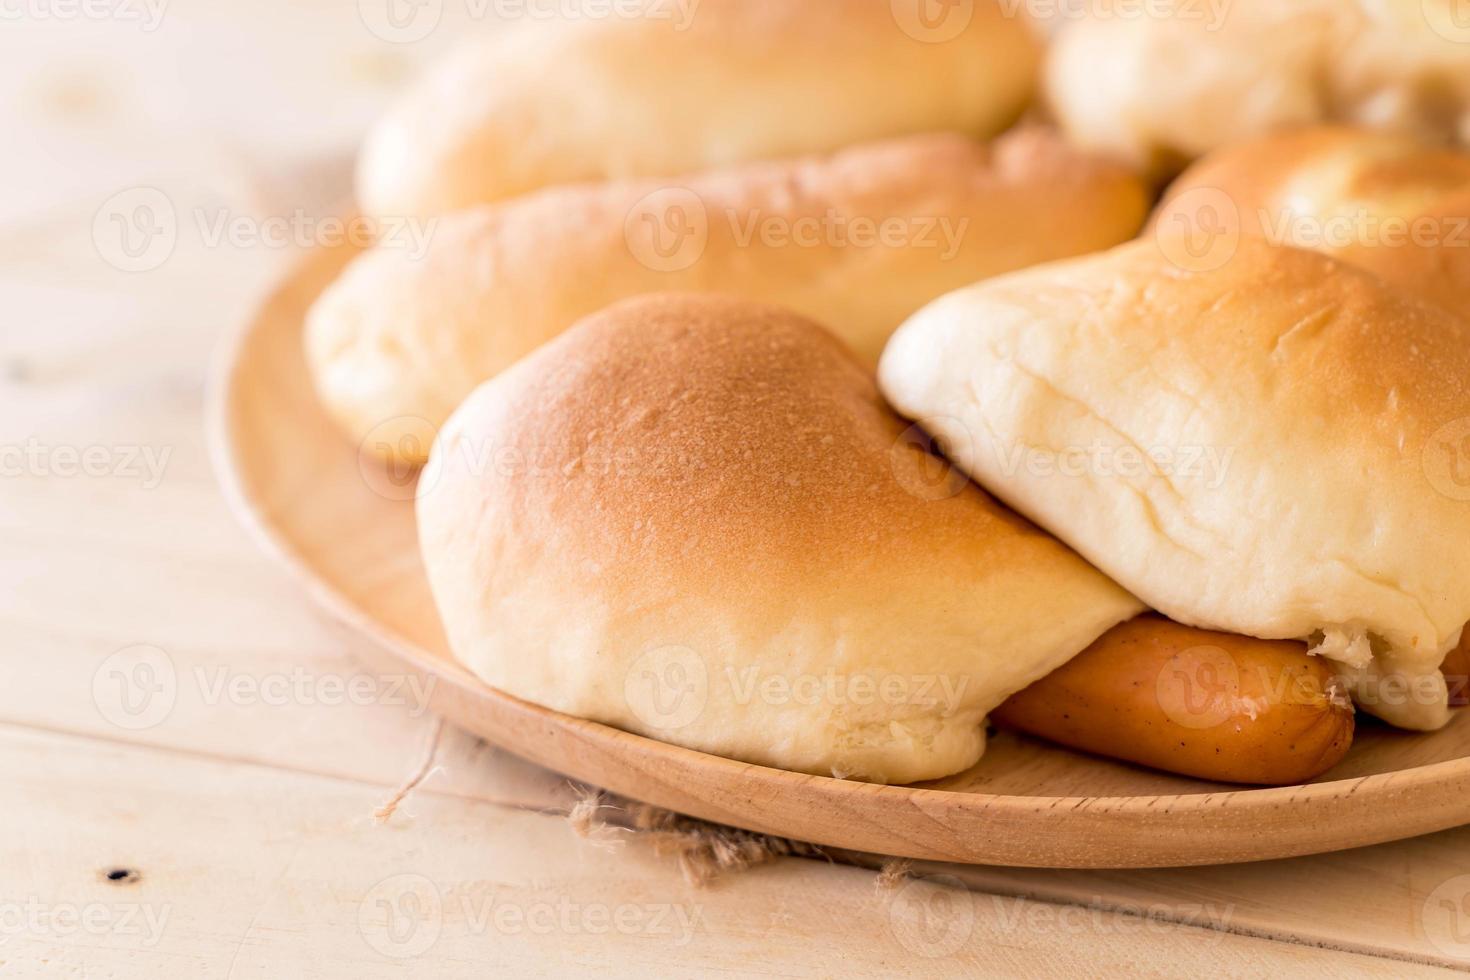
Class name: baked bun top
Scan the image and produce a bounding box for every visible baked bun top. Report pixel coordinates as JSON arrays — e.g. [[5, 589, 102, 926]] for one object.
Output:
[[880, 236, 1470, 730], [357, 0, 1039, 217], [1045, 1, 1470, 176], [416, 294, 1141, 783], [1155, 125, 1470, 312]]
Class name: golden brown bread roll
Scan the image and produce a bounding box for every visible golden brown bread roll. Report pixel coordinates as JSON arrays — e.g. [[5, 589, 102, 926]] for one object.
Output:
[[1046, 0, 1470, 177], [1154, 126, 1470, 312], [993, 616, 1355, 785], [880, 236, 1470, 732], [311, 130, 1148, 464], [359, 0, 1041, 217], [416, 294, 1144, 784]]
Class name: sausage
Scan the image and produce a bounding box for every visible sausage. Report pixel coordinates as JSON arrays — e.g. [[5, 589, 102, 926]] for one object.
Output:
[[991, 615, 1355, 785]]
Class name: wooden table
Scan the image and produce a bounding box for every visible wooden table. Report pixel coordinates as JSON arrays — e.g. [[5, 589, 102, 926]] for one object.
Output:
[[4, 4, 1469, 976]]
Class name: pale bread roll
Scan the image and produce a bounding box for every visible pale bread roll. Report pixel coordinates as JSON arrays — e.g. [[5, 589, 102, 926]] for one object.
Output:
[[1045, 0, 1470, 176], [310, 130, 1148, 464], [1155, 126, 1470, 312], [417, 294, 1143, 783], [879, 236, 1470, 730], [358, 0, 1041, 217]]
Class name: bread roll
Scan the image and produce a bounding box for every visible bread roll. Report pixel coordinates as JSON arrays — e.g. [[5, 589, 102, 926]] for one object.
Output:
[[1045, 0, 1470, 176], [417, 294, 1143, 784], [359, 0, 1041, 217], [1154, 126, 1470, 312], [879, 236, 1470, 731], [310, 131, 1148, 464]]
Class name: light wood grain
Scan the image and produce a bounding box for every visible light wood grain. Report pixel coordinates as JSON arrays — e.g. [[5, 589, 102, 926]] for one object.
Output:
[[1, 725, 1454, 980], [900, 824, 1470, 970]]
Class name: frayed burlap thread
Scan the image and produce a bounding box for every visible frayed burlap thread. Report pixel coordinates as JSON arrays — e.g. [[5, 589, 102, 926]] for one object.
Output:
[[566, 786, 828, 887], [374, 716, 445, 823]]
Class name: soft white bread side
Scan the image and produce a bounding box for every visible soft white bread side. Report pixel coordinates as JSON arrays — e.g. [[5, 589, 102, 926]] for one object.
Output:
[[1045, 2, 1340, 175], [1154, 126, 1470, 312], [879, 237, 1470, 730], [1045, 0, 1470, 176], [311, 131, 1148, 464], [417, 294, 1143, 784], [358, 0, 1041, 217]]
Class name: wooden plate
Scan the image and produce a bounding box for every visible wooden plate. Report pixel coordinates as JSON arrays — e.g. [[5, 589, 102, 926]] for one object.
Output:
[[207, 240, 1470, 868]]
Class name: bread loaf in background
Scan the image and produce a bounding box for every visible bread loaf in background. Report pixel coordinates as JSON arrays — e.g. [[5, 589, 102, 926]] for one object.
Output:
[[416, 294, 1144, 784], [357, 0, 1041, 217], [1045, 0, 1470, 177], [310, 130, 1148, 464], [879, 236, 1470, 731], [1154, 126, 1470, 312]]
